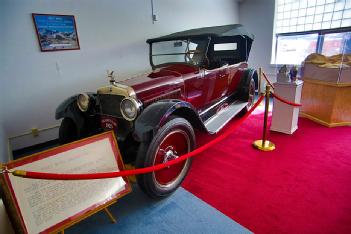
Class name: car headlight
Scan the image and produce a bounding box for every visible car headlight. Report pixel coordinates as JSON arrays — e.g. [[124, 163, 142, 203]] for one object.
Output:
[[120, 97, 140, 121], [77, 93, 90, 112]]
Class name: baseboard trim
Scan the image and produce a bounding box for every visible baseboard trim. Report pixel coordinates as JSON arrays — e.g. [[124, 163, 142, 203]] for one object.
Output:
[[299, 112, 351, 127], [12, 139, 59, 159]]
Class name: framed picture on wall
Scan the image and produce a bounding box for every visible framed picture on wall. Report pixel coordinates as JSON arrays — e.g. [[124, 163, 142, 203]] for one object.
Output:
[[32, 13, 80, 52]]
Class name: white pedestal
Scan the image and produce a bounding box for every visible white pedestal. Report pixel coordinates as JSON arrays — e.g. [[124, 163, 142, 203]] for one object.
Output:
[[270, 80, 303, 134]]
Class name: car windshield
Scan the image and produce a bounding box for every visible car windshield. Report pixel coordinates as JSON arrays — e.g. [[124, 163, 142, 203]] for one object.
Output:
[[151, 39, 208, 67]]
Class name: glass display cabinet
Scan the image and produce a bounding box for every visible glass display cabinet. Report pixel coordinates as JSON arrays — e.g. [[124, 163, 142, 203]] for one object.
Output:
[[299, 32, 351, 127]]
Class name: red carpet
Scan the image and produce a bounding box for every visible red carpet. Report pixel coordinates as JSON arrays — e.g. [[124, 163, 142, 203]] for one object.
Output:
[[182, 109, 351, 234]]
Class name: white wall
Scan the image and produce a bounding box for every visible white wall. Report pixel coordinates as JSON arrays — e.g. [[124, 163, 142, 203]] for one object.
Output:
[[239, 0, 276, 79], [0, 120, 8, 163], [0, 0, 239, 151], [0, 94, 10, 162]]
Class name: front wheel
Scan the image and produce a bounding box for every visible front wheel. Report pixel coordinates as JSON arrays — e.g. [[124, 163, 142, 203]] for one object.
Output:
[[136, 117, 195, 198]]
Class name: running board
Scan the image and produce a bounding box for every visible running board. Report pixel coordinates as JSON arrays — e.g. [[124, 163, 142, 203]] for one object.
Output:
[[204, 101, 248, 134]]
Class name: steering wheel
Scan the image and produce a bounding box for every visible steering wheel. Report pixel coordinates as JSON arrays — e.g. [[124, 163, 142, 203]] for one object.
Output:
[[185, 50, 201, 64]]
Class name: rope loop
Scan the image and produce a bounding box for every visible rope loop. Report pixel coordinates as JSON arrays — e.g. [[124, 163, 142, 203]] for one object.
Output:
[[12, 95, 265, 180], [271, 92, 302, 107], [259, 70, 301, 107], [262, 72, 275, 90]]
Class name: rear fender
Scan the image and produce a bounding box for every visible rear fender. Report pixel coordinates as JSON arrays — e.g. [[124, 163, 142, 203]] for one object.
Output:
[[134, 100, 206, 142]]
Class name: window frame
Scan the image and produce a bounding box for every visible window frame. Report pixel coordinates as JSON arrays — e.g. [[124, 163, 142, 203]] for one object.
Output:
[[272, 26, 351, 65]]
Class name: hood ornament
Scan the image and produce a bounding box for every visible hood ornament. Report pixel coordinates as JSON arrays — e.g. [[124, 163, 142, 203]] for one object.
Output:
[[107, 70, 116, 84]]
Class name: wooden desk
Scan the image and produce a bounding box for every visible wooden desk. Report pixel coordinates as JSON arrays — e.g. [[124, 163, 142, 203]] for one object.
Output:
[[300, 78, 351, 127]]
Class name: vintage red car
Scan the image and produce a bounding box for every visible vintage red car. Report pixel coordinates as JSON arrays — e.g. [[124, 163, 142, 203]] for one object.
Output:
[[55, 24, 257, 197]]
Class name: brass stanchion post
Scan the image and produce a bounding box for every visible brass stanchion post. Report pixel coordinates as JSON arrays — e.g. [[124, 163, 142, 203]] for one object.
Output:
[[258, 67, 264, 106], [253, 85, 275, 151], [125, 164, 136, 183], [258, 67, 262, 95]]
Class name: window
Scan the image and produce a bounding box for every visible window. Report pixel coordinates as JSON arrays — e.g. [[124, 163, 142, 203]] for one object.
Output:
[[322, 31, 351, 55], [214, 43, 237, 51], [151, 39, 208, 67], [275, 34, 318, 64], [272, 0, 351, 65]]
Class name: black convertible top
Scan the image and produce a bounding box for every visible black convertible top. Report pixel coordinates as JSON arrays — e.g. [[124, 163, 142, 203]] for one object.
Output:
[[147, 24, 254, 43]]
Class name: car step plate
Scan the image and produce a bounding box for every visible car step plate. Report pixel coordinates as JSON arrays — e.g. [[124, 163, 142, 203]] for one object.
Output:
[[204, 101, 248, 134]]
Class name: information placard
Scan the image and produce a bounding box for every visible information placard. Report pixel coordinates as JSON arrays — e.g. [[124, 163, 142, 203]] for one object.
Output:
[[0, 132, 131, 234]]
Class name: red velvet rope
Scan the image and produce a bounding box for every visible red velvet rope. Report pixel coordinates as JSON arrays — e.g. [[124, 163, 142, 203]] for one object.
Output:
[[12, 95, 264, 180], [271, 92, 302, 107], [262, 72, 275, 89]]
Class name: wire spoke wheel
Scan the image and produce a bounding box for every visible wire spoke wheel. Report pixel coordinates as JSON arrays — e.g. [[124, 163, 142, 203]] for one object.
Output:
[[153, 129, 190, 187], [136, 117, 195, 198]]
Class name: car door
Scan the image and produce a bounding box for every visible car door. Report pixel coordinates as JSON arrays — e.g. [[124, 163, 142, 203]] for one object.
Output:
[[213, 65, 229, 100], [183, 69, 209, 109], [202, 65, 229, 104]]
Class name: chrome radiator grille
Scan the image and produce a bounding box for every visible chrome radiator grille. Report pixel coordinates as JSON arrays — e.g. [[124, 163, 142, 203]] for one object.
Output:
[[98, 94, 124, 117]]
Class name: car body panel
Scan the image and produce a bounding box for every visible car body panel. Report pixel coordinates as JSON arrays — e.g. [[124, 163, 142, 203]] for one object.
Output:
[[134, 99, 206, 143], [55, 24, 255, 163], [120, 69, 185, 107]]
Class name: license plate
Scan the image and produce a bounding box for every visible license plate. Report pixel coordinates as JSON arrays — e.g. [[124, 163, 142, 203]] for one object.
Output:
[[101, 116, 118, 130]]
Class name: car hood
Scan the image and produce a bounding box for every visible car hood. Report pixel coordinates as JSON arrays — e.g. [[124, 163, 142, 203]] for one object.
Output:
[[119, 68, 185, 103]]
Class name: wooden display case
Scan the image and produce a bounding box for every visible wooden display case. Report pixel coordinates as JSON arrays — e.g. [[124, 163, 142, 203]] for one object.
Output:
[[300, 78, 351, 127]]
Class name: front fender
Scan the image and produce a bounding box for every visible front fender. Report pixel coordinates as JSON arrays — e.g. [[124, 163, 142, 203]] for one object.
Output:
[[134, 100, 206, 142], [55, 93, 97, 136], [55, 95, 79, 120], [56, 93, 97, 119], [55, 94, 87, 133]]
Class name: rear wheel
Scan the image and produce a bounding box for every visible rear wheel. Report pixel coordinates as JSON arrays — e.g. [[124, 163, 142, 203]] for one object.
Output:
[[59, 117, 78, 144], [246, 78, 256, 110], [136, 117, 195, 198], [239, 78, 256, 115]]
